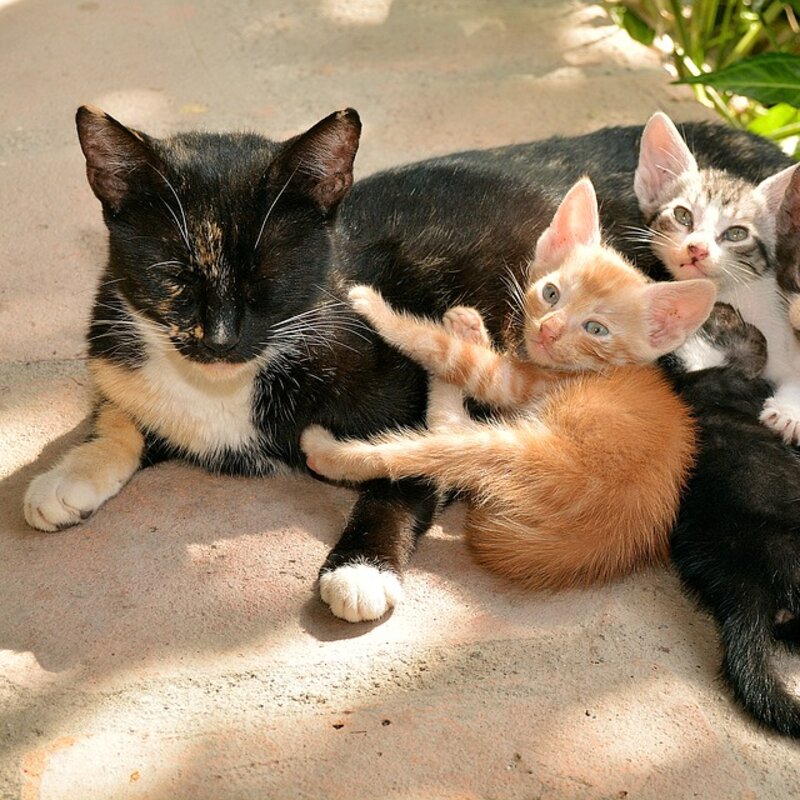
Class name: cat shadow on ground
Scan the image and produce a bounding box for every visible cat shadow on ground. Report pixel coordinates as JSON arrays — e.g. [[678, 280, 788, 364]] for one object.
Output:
[[0, 421, 355, 676], [1, 420, 729, 717]]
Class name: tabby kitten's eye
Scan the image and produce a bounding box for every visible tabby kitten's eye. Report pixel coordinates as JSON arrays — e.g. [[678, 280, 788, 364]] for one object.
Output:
[[723, 225, 748, 242], [583, 320, 609, 336], [542, 283, 560, 305], [674, 206, 693, 227]]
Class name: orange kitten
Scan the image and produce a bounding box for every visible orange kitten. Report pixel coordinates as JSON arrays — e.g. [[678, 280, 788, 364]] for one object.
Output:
[[301, 179, 715, 590]]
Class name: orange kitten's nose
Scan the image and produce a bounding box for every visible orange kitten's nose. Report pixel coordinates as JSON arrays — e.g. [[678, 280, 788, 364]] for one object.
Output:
[[540, 318, 563, 343]]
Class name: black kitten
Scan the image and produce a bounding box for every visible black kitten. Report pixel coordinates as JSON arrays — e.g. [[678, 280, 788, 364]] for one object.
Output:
[[666, 304, 800, 738]]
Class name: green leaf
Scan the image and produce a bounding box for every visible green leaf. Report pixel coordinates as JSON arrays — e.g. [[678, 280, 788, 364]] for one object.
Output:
[[609, 5, 655, 46], [676, 53, 800, 107], [748, 102, 800, 136]]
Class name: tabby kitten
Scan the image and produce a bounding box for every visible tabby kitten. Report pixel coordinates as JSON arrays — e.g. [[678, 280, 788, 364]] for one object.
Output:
[[634, 111, 800, 442], [301, 180, 715, 591]]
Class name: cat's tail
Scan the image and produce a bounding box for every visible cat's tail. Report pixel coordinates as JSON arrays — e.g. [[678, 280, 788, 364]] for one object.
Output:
[[719, 598, 800, 738]]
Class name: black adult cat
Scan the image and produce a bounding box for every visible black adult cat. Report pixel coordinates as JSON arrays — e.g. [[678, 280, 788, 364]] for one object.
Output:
[[24, 105, 575, 624]]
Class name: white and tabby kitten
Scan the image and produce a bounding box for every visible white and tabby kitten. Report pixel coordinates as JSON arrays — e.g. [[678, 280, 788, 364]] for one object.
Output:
[[634, 111, 800, 443]]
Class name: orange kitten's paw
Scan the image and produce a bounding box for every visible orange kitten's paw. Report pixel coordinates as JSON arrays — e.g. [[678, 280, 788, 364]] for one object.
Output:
[[348, 285, 386, 322], [300, 424, 345, 480], [760, 398, 800, 445], [319, 562, 403, 622], [443, 306, 490, 345]]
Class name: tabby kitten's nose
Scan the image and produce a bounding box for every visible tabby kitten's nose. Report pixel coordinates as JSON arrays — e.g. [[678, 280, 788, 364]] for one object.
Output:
[[688, 243, 709, 260]]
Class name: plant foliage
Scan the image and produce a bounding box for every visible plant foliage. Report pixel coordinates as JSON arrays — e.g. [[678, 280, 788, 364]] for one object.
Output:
[[604, 1, 800, 157]]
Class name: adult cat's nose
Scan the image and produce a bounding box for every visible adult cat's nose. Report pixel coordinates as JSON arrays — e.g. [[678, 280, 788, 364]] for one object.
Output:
[[203, 314, 241, 354], [204, 325, 241, 354]]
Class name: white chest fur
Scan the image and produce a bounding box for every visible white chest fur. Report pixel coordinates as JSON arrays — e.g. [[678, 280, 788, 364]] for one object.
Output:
[[91, 323, 262, 461]]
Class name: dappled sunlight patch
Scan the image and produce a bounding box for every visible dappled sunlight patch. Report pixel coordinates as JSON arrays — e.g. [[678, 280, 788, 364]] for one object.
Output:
[[321, 0, 393, 27], [90, 89, 171, 131]]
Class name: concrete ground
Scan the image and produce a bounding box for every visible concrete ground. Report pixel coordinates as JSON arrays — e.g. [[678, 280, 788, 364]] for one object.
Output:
[[1, 0, 798, 797]]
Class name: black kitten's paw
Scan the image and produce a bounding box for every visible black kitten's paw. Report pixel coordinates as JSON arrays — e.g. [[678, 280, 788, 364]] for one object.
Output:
[[703, 302, 768, 378], [319, 562, 403, 622]]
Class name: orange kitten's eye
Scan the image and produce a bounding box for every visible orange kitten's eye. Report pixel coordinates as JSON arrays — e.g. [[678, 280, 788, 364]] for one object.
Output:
[[542, 283, 560, 305], [583, 320, 609, 336], [674, 206, 693, 227], [723, 225, 748, 242]]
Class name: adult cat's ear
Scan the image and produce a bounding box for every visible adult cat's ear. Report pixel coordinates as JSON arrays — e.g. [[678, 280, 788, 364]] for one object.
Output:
[[268, 108, 361, 214], [533, 178, 601, 270], [76, 105, 162, 213], [773, 164, 800, 292], [642, 278, 717, 356], [634, 112, 698, 213]]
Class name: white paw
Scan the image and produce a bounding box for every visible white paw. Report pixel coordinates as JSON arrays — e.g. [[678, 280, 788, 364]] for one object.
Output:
[[760, 398, 800, 445], [300, 424, 345, 480], [443, 306, 488, 345], [24, 465, 112, 531], [319, 563, 404, 623], [348, 284, 384, 319]]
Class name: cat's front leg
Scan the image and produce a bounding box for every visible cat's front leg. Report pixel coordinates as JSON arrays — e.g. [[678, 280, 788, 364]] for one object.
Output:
[[760, 379, 800, 445], [319, 478, 441, 623], [24, 401, 144, 531]]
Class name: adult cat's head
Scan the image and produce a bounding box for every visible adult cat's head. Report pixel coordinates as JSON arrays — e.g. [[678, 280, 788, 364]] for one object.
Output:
[[634, 111, 798, 288], [77, 105, 361, 371], [522, 178, 716, 370]]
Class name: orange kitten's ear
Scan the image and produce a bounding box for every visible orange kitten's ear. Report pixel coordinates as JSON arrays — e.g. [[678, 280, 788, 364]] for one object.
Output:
[[642, 279, 717, 356], [635, 112, 698, 214], [533, 178, 601, 271]]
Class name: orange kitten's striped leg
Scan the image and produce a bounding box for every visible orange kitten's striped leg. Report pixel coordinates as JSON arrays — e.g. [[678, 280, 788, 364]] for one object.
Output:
[[24, 400, 144, 531], [349, 285, 552, 408], [301, 422, 527, 489], [426, 380, 470, 429], [426, 305, 492, 429]]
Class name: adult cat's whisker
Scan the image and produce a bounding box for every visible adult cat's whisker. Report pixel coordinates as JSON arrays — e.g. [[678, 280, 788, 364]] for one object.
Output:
[[254, 166, 299, 252], [142, 260, 186, 271], [149, 165, 191, 252]]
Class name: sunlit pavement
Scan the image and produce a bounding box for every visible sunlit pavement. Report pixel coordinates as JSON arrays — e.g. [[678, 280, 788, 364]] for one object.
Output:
[[2, 2, 798, 798]]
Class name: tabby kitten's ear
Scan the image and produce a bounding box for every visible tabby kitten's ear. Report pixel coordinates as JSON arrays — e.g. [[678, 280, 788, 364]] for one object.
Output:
[[533, 177, 601, 271], [758, 163, 799, 214], [268, 108, 362, 215], [641, 278, 717, 356], [774, 164, 800, 293], [76, 105, 162, 213], [634, 112, 698, 213]]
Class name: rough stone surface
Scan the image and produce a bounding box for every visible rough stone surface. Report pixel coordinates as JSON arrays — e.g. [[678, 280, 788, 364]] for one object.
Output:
[[2, 1, 798, 798]]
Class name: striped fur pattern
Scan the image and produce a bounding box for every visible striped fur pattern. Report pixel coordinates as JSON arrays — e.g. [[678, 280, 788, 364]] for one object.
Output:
[[635, 112, 800, 445], [302, 182, 711, 590]]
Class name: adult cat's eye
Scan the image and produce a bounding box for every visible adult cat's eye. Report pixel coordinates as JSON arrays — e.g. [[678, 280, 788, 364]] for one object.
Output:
[[583, 320, 609, 336], [673, 206, 693, 227], [723, 225, 748, 242], [542, 283, 560, 305]]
